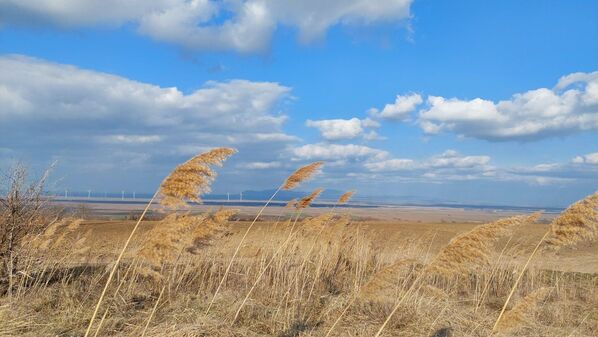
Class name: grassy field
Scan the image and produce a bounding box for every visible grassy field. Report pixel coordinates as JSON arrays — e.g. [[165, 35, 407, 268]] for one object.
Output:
[[1, 207, 597, 337], [1, 151, 597, 337]]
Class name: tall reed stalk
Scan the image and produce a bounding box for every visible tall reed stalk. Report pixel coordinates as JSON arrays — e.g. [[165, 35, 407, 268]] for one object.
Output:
[[205, 162, 322, 314], [230, 187, 325, 324], [492, 192, 597, 333], [83, 192, 157, 337], [83, 148, 235, 337], [373, 213, 539, 337]]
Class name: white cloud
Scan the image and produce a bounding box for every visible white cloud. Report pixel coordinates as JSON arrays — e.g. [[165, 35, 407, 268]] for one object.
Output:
[[364, 158, 416, 171], [224, 132, 300, 144], [253, 133, 299, 142], [0, 55, 289, 130], [0, 0, 172, 26], [572, 152, 598, 165], [418, 71, 598, 141], [364, 150, 595, 186], [0, 0, 413, 53], [242, 161, 282, 169], [291, 143, 388, 161], [497, 152, 598, 185], [369, 93, 422, 120], [0, 55, 296, 178], [365, 150, 491, 174], [306, 117, 379, 140], [98, 135, 163, 144], [137, 1, 275, 53], [427, 150, 490, 168]]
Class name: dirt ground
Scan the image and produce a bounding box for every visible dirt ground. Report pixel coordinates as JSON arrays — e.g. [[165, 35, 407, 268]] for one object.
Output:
[[71, 202, 598, 274]]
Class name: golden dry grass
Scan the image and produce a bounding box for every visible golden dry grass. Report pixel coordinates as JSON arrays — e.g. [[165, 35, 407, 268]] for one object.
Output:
[[1, 156, 597, 337], [1, 211, 597, 337]]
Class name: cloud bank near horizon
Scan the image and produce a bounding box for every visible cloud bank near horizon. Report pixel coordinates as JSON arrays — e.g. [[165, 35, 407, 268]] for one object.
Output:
[[0, 55, 596, 204]]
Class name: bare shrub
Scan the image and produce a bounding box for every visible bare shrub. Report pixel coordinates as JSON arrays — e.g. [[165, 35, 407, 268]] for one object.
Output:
[[0, 163, 54, 293]]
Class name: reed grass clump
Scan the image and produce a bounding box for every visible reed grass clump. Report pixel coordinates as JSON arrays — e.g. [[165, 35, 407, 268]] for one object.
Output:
[[3, 159, 597, 337], [358, 259, 418, 302], [188, 208, 238, 252], [28, 218, 83, 252], [205, 162, 325, 316], [492, 192, 598, 333], [85, 148, 235, 337], [138, 214, 205, 270]]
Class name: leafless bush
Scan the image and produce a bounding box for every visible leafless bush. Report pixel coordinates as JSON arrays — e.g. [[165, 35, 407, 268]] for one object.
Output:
[[0, 163, 54, 293]]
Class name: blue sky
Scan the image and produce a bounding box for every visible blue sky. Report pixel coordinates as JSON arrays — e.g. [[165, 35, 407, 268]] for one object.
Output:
[[0, 0, 597, 207]]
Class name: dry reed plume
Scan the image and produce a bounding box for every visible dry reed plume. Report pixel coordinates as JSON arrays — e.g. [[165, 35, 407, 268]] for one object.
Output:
[[138, 214, 205, 272], [544, 191, 598, 249], [282, 162, 323, 190], [159, 148, 236, 208], [296, 188, 323, 209], [426, 213, 541, 277], [189, 208, 238, 252], [358, 259, 418, 302], [338, 190, 355, 204], [285, 198, 297, 208], [27, 218, 83, 252], [494, 287, 552, 333], [138, 208, 238, 280], [300, 213, 335, 234]]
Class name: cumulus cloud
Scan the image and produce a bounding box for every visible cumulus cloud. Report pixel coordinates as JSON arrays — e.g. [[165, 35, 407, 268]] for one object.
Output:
[[363, 149, 597, 186], [491, 152, 598, 185], [418, 71, 598, 141], [0, 0, 413, 53], [369, 93, 422, 120], [0, 55, 289, 130], [97, 135, 163, 144], [572, 152, 598, 165], [364, 158, 416, 171], [291, 143, 388, 161], [365, 150, 491, 174], [306, 117, 380, 140], [242, 161, 282, 169], [0, 55, 297, 187]]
